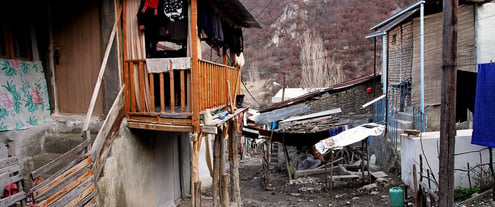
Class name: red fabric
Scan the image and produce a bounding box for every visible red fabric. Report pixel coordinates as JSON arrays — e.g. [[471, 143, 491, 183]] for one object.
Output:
[[144, 0, 159, 9], [4, 183, 18, 197]]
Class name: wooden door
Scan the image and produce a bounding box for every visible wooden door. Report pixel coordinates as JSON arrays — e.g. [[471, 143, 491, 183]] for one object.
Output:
[[52, 0, 103, 114]]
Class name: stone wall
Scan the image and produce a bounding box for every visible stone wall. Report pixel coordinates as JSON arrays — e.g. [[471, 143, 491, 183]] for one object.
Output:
[[306, 78, 382, 116]]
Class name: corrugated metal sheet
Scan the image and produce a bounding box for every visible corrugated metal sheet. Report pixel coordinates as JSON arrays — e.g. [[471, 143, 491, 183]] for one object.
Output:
[[411, 5, 475, 106]]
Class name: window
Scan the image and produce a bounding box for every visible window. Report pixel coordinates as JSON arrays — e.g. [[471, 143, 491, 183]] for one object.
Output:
[[0, 22, 31, 60]]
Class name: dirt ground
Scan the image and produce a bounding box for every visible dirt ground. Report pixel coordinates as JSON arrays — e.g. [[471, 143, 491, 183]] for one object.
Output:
[[180, 150, 408, 207]]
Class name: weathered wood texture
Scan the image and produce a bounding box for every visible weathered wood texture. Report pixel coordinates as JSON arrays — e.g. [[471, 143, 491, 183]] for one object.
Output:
[[31, 156, 96, 207], [229, 119, 241, 206], [411, 5, 474, 106], [0, 157, 26, 207]]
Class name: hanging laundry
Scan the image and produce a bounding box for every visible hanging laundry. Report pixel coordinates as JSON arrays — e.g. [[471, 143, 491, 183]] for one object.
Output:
[[472, 63, 495, 147], [137, 0, 162, 31], [162, 0, 186, 21], [198, 1, 224, 53]]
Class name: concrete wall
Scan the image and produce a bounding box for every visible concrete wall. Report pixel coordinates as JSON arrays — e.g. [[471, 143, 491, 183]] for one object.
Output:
[[401, 130, 495, 190], [97, 123, 191, 207], [476, 2, 495, 65]]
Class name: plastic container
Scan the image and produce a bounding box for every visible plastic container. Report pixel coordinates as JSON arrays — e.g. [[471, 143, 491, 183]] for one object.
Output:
[[389, 187, 404, 207]]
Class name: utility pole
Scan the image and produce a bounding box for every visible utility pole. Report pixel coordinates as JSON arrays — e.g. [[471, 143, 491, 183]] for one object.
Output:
[[281, 73, 286, 102], [438, 0, 458, 206]]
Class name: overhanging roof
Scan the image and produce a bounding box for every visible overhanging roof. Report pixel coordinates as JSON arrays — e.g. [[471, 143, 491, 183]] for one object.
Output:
[[366, 1, 424, 39], [208, 0, 261, 29]]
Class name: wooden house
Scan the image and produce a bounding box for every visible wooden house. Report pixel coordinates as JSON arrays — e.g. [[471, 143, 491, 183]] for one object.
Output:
[[1, 0, 259, 205]]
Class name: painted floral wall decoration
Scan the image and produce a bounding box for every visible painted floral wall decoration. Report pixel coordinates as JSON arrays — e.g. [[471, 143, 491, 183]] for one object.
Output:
[[0, 59, 51, 131]]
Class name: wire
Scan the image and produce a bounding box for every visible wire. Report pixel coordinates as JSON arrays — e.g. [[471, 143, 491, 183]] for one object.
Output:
[[241, 79, 262, 106]]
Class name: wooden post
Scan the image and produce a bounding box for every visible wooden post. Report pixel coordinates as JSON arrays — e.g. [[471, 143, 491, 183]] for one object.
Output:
[[361, 140, 365, 180], [194, 182, 201, 207], [283, 143, 292, 181], [467, 162, 472, 190], [438, 0, 458, 206], [229, 119, 241, 206], [329, 150, 334, 197], [191, 132, 202, 207], [413, 164, 418, 207], [190, 0, 200, 131], [222, 173, 230, 207], [490, 148, 495, 201], [263, 140, 272, 191], [213, 129, 221, 207], [220, 126, 228, 201]]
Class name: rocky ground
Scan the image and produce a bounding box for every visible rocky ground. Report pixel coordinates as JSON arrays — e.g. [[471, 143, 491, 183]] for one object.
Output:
[[180, 150, 409, 207]]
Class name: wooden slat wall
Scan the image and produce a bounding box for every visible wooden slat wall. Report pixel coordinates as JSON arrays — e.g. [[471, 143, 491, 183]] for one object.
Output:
[[411, 5, 475, 106]]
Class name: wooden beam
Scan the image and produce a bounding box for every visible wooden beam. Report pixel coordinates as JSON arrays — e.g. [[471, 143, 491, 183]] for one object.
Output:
[[139, 61, 146, 112], [213, 130, 221, 207], [130, 61, 136, 112], [169, 61, 175, 113], [83, 5, 122, 131], [180, 70, 185, 112], [229, 119, 241, 206], [150, 73, 155, 113], [31, 140, 89, 179], [124, 62, 129, 117], [33, 156, 93, 198], [160, 73, 165, 113], [126, 122, 193, 132], [39, 168, 93, 206], [191, 0, 200, 131], [438, 0, 458, 206], [221, 173, 229, 207]]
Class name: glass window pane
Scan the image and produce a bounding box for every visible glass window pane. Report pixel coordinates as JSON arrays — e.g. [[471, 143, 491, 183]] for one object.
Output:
[[12, 26, 30, 58]]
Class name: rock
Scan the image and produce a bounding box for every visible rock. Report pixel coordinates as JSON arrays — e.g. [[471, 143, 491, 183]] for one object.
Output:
[[318, 204, 323, 207], [370, 191, 379, 195], [376, 177, 389, 184], [290, 193, 301, 197], [328, 204, 332, 207], [346, 201, 351, 205], [335, 194, 343, 199], [352, 197, 360, 200], [309, 200, 314, 202], [361, 183, 378, 191]]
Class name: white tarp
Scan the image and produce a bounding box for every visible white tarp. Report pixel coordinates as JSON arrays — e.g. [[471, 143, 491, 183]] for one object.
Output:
[[315, 123, 385, 154]]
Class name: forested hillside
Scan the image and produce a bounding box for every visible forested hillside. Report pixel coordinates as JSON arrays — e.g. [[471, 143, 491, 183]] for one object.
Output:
[[238, 0, 415, 108]]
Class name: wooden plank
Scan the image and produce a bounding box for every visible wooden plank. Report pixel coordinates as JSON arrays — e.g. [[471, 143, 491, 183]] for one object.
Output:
[[83, 5, 122, 131], [0, 162, 19, 175], [74, 191, 96, 207], [38, 168, 93, 206], [201, 125, 217, 134], [127, 114, 193, 123], [90, 87, 125, 161], [160, 73, 165, 113], [0, 191, 26, 207], [34, 165, 92, 202], [47, 177, 93, 207], [0, 157, 18, 169], [82, 197, 97, 207], [169, 62, 175, 113], [127, 122, 194, 132], [180, 70, 186, 112], [31, 156, 87, 194], [139, 61, 146, 112], [124, 62, 129, 117], [150, 73, 155, 113], [187, 71, 191, 112], [33, 156, 92, 198], [0, 174, 23, 190], [130, 61, 136, 112], [65, 183, 95, 207], [31, 140, 89, 179]]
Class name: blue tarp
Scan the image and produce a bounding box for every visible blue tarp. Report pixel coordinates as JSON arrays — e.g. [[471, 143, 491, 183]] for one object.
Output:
[[472, 63, 495, 147]]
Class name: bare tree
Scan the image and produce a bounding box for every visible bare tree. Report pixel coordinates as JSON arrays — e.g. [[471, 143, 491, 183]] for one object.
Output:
[[299, 30, 343, 88]]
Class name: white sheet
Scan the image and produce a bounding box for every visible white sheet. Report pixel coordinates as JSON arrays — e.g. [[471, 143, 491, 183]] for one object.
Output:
[[315, 123, 385, 154]]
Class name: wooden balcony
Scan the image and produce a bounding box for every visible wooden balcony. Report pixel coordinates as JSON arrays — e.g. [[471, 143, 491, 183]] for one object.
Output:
[[124, 58, 241, 132]]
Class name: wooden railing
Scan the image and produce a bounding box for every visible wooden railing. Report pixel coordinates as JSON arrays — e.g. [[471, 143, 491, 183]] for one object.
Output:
[[123, 58, 241, 131], [198, 59, 240, 112]]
